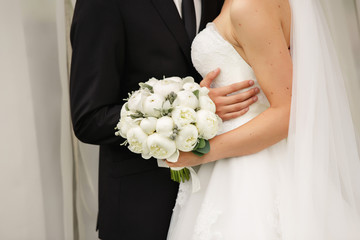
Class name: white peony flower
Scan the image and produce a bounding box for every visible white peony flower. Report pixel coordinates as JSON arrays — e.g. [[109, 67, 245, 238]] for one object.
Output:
[[117, 116, 139, 138], [126, 126, 150, 159], [140, 117, 157, 135], [167, 149, 180, 163], [199, 96, 216, 113], [183, 82, 201, 92], [172, 106, 197, 128], [196, 110, 220, 140], [142, 94, 165, 117], [147, 133, 177, 159], [153, 78, 182, 97], [172, 90, 199, 109], [156, 116, 174, 137], [127, 89, 151, 112], [162, 100, 172, 111], [182, 76, 196, 84], [120, 103, 130, 118], [165, 76, 183, 83], [175, 124, 199, 152], [144, 77, 158, 87], [199, 87, 210, 96]]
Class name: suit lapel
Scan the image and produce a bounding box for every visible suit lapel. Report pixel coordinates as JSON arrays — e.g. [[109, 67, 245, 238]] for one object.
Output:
[[151, 0, 192, 64]]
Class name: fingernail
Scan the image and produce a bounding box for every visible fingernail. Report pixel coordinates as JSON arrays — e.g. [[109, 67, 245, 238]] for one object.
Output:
[[254, 87, 260, 93], [249, 80, 254, 86], [253, 96, 258, 101]]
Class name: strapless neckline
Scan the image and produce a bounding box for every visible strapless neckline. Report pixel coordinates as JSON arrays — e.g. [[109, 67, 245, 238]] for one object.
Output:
[[206, 22, 252, 70]]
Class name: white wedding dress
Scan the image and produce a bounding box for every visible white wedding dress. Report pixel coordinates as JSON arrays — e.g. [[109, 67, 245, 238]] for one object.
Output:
[[167, 23, 288, 240]]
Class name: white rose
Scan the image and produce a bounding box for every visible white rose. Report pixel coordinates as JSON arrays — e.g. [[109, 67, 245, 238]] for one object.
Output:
[[142, 94, 165, 117], [117, 116, 139, 138], [175, 124, 199, 152], [172, 90, 199, 109], [153, 78, 182, 97], [199, 87, 210, 96], [199, 96, 216, 113], [126, 126, 150, 159], [147, 133, 177, 159], [172, 106, 197, 128], [140, 117, 157, 135], [127, 89, 151, 112], [156, 116, 174, 138], [196, 110, 220, 140]]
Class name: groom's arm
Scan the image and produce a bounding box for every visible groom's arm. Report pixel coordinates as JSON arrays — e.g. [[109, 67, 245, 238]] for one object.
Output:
[[70, 0, 125, 145]]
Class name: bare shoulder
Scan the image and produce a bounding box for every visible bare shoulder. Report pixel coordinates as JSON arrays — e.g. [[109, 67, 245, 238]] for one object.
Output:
[[230, 0, 287, 26], [229, 0, 290, 46]]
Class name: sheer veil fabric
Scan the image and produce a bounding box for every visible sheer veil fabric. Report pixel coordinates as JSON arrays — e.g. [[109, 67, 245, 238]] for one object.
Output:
[[280, 0, 360, 239]]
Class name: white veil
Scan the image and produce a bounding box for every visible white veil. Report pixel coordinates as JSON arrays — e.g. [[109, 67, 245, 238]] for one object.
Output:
[[280, 0, 360, 239]]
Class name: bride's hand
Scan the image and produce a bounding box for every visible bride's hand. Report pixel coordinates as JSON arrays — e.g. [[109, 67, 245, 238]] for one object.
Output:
[[201, 68, 259, 121], [166, 151, 204, 168]]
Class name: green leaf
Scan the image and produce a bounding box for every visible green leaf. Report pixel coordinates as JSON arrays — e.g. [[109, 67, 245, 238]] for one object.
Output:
[[192, 151, 205, 157], [195, 140, 210, 154], [193, 90, 199, 99], [166, 92, 178, 104], [139, 83, 154, 93], [198, 138, 206, 149], [129, 110, 144, 119], [193, 138, 202, 150]]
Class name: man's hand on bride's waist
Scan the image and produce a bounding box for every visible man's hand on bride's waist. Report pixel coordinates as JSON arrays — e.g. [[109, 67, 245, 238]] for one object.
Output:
[[201, 68, 259, 121]]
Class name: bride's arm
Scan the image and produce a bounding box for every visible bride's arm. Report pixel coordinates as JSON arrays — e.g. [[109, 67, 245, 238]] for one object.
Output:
[[168, 0, 292, 167]]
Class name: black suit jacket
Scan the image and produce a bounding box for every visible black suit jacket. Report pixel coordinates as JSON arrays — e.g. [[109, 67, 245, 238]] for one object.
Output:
[[70, 0, 223, 239]]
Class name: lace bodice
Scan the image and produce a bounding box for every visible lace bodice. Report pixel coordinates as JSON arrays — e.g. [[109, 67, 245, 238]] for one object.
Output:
[[191, 23, 270, 134]]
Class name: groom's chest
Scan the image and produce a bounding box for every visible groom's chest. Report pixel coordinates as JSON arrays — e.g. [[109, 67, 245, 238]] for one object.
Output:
[[115, 0, 222, 49], [114, 0, 222, 79]]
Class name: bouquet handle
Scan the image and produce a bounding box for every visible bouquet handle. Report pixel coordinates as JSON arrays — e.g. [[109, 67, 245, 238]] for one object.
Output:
[[157, 159, 200, 193]]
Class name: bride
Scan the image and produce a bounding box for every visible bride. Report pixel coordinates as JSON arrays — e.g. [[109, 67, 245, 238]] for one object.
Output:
[[167, 0, 360, 239]]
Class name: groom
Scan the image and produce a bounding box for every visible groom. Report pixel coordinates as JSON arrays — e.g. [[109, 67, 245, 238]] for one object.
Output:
[[70, 0, 258, 239]]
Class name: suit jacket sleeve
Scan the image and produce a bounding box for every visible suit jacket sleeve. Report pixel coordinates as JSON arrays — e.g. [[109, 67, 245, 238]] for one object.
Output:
[[70, 0, 125, 145]]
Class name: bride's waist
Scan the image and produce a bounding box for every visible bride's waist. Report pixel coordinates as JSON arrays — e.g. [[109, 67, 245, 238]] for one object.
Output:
[[218, 103, 268, 134]]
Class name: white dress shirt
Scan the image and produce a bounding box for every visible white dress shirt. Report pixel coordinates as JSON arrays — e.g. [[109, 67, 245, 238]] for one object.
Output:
[[173, 0, 202, 32]]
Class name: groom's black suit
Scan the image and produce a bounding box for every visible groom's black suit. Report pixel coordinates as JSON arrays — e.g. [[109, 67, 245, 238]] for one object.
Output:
[[70, 0, 223, 239]]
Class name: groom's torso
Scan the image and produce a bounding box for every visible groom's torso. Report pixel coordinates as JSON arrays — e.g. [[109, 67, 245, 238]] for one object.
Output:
[[71, 0, 223, 238]]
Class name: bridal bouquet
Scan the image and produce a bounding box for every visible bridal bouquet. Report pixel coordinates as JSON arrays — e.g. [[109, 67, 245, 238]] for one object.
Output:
[[115, 76, 221, 183]]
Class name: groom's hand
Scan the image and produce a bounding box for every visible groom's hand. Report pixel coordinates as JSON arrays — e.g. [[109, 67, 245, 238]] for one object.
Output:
[[201, 68, 259, 121]]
